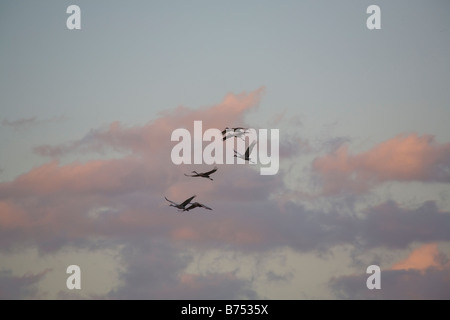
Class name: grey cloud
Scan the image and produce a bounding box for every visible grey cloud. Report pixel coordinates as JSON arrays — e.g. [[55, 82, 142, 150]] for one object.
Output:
[[2, 170, 450, 257], [106, 240, 258, 299], [330, 267, 450, 300], [2, 115, 66, 130], [2, 95, 450, 299], [0, 269, 50, 299], [357, 200, 450, 249], [2, 117, 37, 129], [266, 270, 294, 283]]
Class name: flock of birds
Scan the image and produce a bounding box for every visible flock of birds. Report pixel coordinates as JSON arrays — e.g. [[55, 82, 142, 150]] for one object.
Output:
[[165, 127, 255, 212]]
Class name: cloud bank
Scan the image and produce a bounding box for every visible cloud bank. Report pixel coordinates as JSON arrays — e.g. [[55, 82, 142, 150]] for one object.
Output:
[[313, 134, 450, 194], [1, 88, 450, 299], [330, 243, 450, 299]]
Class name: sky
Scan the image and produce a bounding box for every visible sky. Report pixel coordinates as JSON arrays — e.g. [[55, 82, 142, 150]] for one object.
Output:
[[1, 0, 450, 299]]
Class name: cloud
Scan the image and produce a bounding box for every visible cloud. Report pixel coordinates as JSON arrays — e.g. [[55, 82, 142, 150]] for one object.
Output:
[[0, 88, 285, 298], [33, 88, 265, 159], [0, 269, 50, 299], [391, 243, 443, 272], [2, 175, 450, 256], [2, 161, 450, 259], [330, 267, 450, 299], [278, 134, 310, 159], [0, 88, 305, 253], [313, 134, 450, 195], [330, 243, 450, 299], [2, 115, 66, 130], [2, 117, 38, 129], [0, 157, 163, 198], [106, 241, 257, 299], [356, 201, 450, 249], [265, 270, 294, 283], [2, 88, 450, 299]]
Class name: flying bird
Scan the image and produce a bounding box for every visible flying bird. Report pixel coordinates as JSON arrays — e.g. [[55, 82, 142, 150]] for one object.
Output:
[[183, 202, 213, 212], [184, 166, 218, 181], [234, 140, 257, 163], [164, 195, 196, 211]]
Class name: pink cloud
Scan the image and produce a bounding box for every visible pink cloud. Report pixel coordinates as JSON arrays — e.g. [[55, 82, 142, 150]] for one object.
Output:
[[391, 243, 449, 273], [0, 157, 164, 198], [0, 88, 279, 253], [170, 218, 264, 246], [313, 133, 450, 194], [33, 88, 265, 159], [6, 87, 449, 299], [5, 88, 267, 198], [0, 201, 28, 229], [330, 243, 450, 299], [163, 272, 256, 299]]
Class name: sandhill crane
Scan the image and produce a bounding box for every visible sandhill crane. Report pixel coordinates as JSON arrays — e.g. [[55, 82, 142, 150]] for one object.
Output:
[[183, 202, 213, 212], [234, 140, 256, 163], [184, 166, 218, 181], [164, 195, 196, 211]]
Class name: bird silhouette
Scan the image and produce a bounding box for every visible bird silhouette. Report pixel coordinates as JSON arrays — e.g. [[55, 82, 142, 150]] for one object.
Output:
[[164, 195, 196, 211], [184, 166, 218, 181]]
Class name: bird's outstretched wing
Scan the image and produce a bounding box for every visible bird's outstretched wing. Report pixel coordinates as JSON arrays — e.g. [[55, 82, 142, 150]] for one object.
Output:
[[197, 202, 212, 210], [245, 140, 257, 158], [234, 149, 244, 158], [181, 195, 196, 207], [204, 166, 218, 175], [185, 202, 212, 211], [164, 196, 177, 205]]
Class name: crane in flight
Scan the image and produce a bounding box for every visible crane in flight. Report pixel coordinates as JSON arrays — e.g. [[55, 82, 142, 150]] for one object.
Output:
[[234, 140, 257, 163], [184, 166, 218, 181], [164, 195, 196, 211]]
